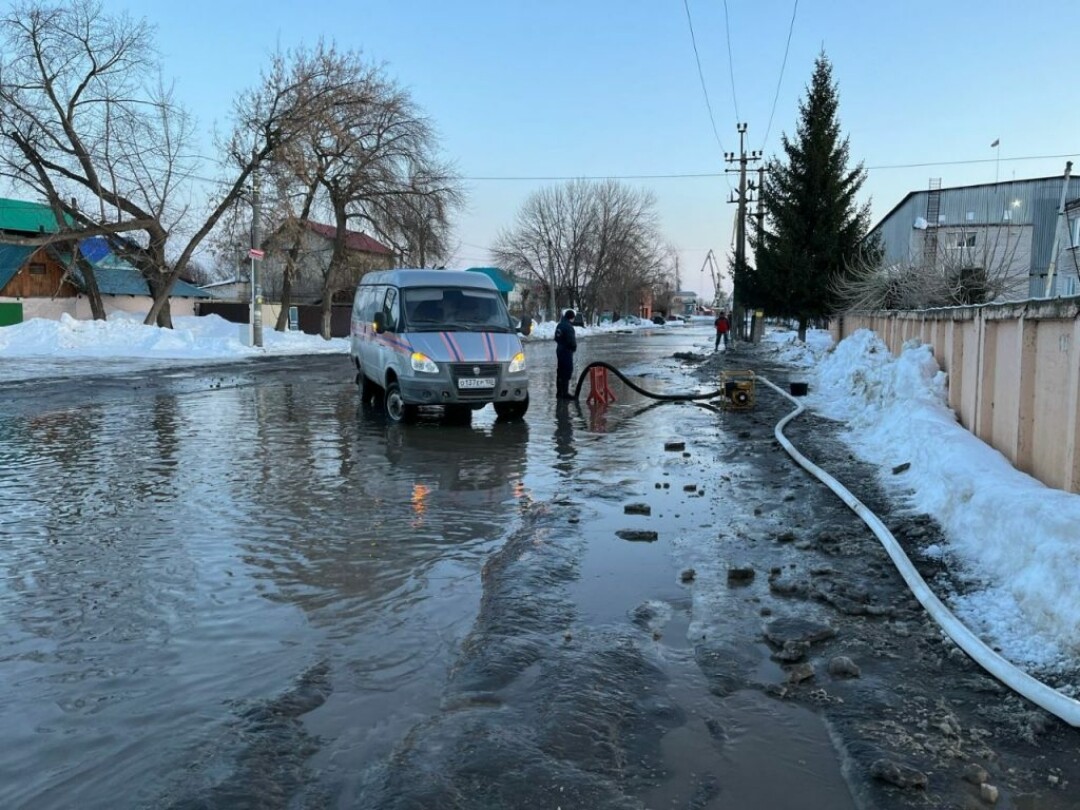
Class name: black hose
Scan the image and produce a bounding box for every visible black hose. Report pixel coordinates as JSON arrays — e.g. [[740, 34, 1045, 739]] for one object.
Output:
[[571, 361, 725, 402]]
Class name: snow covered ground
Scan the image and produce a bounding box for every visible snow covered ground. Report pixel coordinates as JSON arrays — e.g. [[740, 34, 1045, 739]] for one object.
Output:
[[761, 327, 1080, 683], [3, 312, 1079, 680]]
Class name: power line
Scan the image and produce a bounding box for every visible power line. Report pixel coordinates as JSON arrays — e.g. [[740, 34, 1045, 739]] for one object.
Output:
[[761, 0, 799, 152], [723, 0, 740, 123], [681, 0, 727, 157], [453, 153, 1080, 181], [866, 153, 1080, 171], [184, 152, 1080, 186]]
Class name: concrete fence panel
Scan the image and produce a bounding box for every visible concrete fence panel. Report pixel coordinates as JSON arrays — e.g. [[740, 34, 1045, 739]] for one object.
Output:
[[834, 297, 1080, 493]]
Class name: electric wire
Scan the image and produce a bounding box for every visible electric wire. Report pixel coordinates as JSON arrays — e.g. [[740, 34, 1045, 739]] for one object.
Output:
[[182, 152, 1080, 186], [681, 0, 727, 158], [722, 0, 740, 123], [761, 0, 799, 152]]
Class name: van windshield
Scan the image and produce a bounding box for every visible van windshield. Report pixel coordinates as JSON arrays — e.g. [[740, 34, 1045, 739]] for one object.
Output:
[[403, 287, 513, 332]]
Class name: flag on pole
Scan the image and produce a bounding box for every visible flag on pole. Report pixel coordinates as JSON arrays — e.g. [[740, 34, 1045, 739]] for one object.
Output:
[[990, 139, 1000, 148]]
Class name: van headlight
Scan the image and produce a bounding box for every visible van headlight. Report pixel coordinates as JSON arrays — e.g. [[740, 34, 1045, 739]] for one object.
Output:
[[410, 352, 439, 373], [508, 352, 526, 373]]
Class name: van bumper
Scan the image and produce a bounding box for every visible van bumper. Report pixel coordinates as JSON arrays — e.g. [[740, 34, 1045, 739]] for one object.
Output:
[[399, 376, 529, 406]]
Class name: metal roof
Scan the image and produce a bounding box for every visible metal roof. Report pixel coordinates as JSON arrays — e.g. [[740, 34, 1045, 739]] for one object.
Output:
[[0, 244, 39, 291], [466, 266, 514, 293], [64, 262, 209, 298], [305, 222, 394, 255], [0, 198, 72, 234], [0, 205, 209, 299]]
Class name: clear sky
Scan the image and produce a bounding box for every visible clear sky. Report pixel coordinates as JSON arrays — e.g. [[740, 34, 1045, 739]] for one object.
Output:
[[97, 0, 1078, 299]]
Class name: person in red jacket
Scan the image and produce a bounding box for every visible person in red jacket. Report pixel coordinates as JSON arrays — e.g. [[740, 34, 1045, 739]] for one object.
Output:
[[714, 311, 730, 351]]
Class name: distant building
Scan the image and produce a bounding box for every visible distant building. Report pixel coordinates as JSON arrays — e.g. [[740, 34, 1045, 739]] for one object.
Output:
[[1058, 199, 1080, 297], [200, 277, 249, 301], [0, 197, 208, 325], [867, 175, 1080, 302], [261, 221, 394, 304], [672, 290, 700, 316]]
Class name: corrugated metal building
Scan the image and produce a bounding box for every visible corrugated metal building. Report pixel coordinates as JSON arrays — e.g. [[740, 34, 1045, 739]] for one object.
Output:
[[867, 174, 1080, 299]]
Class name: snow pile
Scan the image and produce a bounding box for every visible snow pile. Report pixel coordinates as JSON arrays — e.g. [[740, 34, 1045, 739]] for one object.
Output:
[[760, 327, 835, 368], [809, 329, 1080, 670], [525, 316, 674, 342], [0, 312, 349, 359]]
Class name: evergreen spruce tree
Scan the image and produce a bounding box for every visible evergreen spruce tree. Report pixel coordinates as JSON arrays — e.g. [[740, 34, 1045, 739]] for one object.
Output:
[[750, 51, 872, 341]]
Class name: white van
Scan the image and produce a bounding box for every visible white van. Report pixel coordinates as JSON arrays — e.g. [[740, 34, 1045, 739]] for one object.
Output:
[[350, 269, 531, 423]]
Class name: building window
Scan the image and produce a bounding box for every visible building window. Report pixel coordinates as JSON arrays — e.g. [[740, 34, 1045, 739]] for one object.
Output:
[[1072, 217, 1080, 249], [952, 233, 976, 248], [28, 262, 46, 275]]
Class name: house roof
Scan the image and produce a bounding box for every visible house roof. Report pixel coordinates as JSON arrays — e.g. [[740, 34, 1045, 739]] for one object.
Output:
[[0, 200, 208, 299], [0, 244, 39, 290], [305, 222, 393, 255], [0, 197, 72, 235], [0, 235, 207, 299], [60, 237, 209, 298], [867, 174, 1070, 235], [465, 266, 514, 293], [200, 277, 246, 289]]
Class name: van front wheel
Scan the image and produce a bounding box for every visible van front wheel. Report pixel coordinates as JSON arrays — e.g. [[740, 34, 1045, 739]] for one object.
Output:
[[494, 395, 529, 421], [385, 381, 418, 424]]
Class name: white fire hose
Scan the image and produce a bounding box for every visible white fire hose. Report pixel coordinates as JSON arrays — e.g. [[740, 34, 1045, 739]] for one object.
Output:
[[758, 375, 1080, 728]]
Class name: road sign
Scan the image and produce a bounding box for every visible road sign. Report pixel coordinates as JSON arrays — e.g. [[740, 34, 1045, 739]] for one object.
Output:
[[248, 248, 265, 260]]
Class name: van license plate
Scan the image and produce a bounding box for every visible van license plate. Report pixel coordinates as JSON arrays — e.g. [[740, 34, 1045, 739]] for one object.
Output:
[[458, 377, 495, 389]]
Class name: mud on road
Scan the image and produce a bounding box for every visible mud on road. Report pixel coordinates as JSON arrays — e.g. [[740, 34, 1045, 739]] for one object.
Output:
[[686, 341, 1080, 809], [366, 337, 1080, 810]]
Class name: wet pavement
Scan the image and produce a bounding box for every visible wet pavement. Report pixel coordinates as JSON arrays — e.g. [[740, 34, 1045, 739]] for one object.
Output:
[[1, 324, 1078, 809]]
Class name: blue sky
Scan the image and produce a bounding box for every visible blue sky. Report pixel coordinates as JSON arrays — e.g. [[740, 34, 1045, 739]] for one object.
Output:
[[100, 0, 1077, 299]]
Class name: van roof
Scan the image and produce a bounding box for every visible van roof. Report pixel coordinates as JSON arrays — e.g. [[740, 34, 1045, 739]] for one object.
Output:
[[358, 269, 498, 290]]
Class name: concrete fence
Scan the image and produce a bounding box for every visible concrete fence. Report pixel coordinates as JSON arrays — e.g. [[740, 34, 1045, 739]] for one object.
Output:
[[832, 296, 1080, 494]]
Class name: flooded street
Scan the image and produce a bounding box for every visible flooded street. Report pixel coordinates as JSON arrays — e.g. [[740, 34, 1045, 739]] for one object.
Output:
[[2, 325, 1077, 809]]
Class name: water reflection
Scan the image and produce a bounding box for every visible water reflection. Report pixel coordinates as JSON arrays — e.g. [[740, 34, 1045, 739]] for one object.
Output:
[[0, 372, 540, 808], [554, 399, 577, 473]]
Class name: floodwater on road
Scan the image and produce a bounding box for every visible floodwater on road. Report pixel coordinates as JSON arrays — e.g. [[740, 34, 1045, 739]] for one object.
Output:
[[0, 325, 856, 809]]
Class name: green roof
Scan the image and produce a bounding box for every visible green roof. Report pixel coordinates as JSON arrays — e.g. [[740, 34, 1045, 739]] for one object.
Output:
[[0, 198, 72, 234], [466, 266, 514, 294]]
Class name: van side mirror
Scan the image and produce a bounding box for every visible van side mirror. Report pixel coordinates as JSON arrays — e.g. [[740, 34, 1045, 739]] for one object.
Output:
[[518, 316, 532, 337], [373, 311, 386, 334]]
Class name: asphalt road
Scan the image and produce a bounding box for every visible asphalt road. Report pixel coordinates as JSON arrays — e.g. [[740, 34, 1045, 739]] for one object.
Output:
[[2, 327, 1078, 809]]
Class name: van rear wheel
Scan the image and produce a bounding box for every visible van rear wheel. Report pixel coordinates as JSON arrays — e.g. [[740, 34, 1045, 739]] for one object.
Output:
[[385, 381, 418, 424], [494, 395, 529, 421]]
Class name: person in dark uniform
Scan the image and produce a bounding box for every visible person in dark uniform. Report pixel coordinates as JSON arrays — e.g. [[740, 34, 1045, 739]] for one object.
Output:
[[554, 309, 577, 399]]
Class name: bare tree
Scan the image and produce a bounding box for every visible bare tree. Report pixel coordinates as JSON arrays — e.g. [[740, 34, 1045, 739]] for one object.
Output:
[[371, 173, 460, 268], [0, 0, 158, 318], [492, 179, 669, 321], [263, 42, 460, 338], [0, 1, 351, 327], [835, 220, 1031, 310]]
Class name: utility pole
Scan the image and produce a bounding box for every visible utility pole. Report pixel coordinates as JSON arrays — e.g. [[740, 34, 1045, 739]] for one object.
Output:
[[546, 239, 556, 321], [725, 123, 762, 341], [250, 161, 263, 348], [1044, 160, 1073, 298]]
